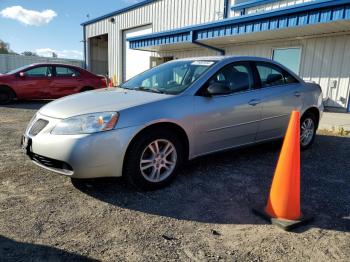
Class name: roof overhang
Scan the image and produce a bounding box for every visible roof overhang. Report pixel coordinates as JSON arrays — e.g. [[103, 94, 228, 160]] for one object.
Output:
[[128, 0, 350, 52]]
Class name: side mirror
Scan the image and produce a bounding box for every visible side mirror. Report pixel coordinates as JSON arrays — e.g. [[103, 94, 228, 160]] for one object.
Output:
[[206, 83, 230, 96], [266, 74, 283, 84], [19, 72, 26, 78]]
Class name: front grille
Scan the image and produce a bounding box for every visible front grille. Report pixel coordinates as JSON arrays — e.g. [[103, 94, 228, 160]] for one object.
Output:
[[32, 154, 73, 172], [29, 119, 49, 136]]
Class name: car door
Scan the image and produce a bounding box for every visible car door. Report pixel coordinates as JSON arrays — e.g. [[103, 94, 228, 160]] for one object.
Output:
[[253, 62, 303, 141], [18, 66, 53, 99], [50, 66, 82, 98], [193, 62, 262, 156]]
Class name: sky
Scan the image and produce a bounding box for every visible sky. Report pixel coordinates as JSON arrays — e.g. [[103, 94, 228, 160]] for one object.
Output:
[[0, 0, 142, 60]]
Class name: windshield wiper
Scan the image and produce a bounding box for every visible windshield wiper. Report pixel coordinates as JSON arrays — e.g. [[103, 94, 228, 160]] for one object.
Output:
[[134, 86, 165, 94], [118, 86, 131, 90]]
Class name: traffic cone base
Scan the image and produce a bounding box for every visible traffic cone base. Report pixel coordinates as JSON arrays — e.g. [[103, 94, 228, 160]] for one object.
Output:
[[252, 207, 313, 231]]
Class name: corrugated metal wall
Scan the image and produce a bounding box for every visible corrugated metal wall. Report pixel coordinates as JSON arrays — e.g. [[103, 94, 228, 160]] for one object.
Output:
[[160, 33, 350, 109], [0, 54, 83, 74], [230, 0, 314, 17], [85, 0, 225, 83]]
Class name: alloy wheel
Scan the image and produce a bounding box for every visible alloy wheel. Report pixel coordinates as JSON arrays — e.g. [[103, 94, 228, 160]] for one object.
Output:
[[300, 118, 315, 147], [139, 139, 177, 183]]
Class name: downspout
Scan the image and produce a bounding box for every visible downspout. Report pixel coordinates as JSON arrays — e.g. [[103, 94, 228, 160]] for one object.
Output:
[[83, 25, 87, 69], [190, 31, 226, 56], [223, 0, 229, 19]]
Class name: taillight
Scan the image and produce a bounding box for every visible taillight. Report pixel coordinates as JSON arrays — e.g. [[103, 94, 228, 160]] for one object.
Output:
[[101, 77, 107, 87]]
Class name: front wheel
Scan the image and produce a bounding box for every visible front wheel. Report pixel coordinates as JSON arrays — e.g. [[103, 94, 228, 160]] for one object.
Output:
[[300, 112, 317, 150], [0, 87, 14, 105], [123, 130, 184, 190]]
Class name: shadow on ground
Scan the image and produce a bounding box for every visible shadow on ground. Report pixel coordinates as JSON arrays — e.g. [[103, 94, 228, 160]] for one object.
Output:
[[0, 101, 48, 110], [73, 134, 350, 233], [0, 235, 97, 261]]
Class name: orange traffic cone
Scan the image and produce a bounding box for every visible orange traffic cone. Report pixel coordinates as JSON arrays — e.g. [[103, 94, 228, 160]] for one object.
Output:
[[253, 111, 313, 231]]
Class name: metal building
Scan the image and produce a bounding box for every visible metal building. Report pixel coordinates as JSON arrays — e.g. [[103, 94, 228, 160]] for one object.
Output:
[[82, 0, 350, 112]]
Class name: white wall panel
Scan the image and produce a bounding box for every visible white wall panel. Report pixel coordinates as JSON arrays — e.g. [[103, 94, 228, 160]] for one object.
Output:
[[85, 0, 225, 83]]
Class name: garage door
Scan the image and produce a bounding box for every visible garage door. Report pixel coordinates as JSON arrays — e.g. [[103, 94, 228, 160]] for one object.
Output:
[[123, 25, 152, 81]]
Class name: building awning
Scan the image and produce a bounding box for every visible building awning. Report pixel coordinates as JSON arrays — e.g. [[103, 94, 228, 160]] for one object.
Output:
[[128, 0, 350, 52]]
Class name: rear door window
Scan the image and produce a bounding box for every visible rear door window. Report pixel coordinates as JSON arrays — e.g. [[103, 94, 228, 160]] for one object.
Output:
[[55, 66, 80, 77], [255, 62, 298, 88]]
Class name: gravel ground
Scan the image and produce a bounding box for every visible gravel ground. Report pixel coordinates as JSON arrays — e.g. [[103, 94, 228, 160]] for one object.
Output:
[[0, 102, 349, 261]]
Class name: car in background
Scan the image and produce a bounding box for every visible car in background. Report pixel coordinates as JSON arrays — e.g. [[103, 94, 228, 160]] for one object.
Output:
[[0, 63, 107, 104], [22, 56, 323, 190]]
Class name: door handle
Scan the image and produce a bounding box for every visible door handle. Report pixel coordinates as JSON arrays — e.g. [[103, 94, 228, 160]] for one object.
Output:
[[294, 91, 301, 97], [248, 99, 261, 106]]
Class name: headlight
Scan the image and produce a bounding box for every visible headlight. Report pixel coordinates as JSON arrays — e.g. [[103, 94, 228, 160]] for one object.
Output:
[[26, 113, 37, 132], [51, 112, 119, 135]]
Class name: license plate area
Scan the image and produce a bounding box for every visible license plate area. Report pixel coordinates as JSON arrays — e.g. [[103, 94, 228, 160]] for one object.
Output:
[[21, 135, 33, 156]]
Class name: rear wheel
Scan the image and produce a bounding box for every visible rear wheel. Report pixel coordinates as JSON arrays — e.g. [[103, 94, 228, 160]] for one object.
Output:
[[0, 87, 14, 105], [300, 112, 317, 150], [124, 129, 184, 190], [80, 87, 93, 92]]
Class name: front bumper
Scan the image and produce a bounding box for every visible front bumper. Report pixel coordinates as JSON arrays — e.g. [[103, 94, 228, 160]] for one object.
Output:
[[23, 113, 141, 179]]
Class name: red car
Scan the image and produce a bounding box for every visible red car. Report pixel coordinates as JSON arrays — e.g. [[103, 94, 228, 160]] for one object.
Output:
[[0, 63, 107, 104]]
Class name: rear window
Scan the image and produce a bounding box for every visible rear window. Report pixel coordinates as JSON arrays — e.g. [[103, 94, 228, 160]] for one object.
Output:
[[55, 67, 80, 77], [256, 62, 299, 88]]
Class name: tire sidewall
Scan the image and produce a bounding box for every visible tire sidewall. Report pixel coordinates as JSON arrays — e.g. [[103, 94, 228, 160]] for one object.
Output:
[[0, 88, 13, 105], [300, 113, 317, 150], [124, 129, 184, 190]]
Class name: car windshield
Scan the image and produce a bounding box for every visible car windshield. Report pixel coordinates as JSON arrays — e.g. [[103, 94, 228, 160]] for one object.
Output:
[[121, 60, 216, 95], [5, 65, 32, 74]]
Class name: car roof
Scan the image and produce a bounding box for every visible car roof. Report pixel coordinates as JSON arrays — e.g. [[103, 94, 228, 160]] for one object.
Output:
[[175, 56, 276, 63], [25, 63, 82, 68]]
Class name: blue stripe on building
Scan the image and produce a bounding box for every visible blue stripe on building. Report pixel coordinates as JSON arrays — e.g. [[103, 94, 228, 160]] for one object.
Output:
[[128, 0, 350, 49]]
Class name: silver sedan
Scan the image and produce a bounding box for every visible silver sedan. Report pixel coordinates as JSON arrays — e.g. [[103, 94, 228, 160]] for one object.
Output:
[[22, 56, 323, 190]]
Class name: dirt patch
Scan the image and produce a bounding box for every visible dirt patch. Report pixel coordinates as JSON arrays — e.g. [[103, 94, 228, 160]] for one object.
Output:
[[1, 102, 349, 261]]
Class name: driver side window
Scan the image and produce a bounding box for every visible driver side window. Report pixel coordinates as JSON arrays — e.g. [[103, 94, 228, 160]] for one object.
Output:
[[25, 66, 53, 78], [206, 62, 253, 95]]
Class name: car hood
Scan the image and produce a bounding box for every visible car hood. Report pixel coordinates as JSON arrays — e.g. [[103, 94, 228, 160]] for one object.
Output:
[[39, 88, 172, 119]]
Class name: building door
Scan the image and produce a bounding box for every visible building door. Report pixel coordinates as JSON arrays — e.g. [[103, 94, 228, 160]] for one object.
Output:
[[89, 34, 108, 76], [123, 25, 152, 81], [150, 57, 174, 68]]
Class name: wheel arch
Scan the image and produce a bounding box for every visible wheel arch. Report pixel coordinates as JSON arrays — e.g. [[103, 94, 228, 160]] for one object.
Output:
[[122, 121, 190, 174], [301, 107, 320, 129], [0, 85, 17, 98]]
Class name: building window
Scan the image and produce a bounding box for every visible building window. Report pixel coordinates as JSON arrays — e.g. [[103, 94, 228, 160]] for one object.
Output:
[[272, 47, 301, 74]]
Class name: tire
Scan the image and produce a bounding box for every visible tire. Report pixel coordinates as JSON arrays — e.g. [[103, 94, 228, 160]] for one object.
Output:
[[0, 87, 14, 105], [300, 112, 317, 150], [123, 129, 184, 190], [80, 87, 93, 92]]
